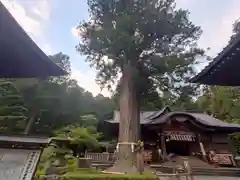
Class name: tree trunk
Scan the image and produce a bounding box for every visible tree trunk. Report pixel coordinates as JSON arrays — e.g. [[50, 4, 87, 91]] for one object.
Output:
[[24, 109, 38, 134], [106, 62, 140, 173]]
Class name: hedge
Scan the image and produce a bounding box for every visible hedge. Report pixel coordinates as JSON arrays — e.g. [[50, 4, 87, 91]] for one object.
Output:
[[38, 171, 158, 180], [229, 132, 240, 156]]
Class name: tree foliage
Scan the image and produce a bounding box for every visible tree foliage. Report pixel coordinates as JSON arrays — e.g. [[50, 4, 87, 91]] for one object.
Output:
[[0, 52, 115, 135], [197, 86, 240, 123], [77, 0, 204, 98], [0, 81, 27, 133], [230, 18, 240, 42], [54, 115, 101, 157]]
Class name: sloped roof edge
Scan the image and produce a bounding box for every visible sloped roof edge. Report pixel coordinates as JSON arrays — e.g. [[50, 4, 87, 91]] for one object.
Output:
[[0, 2, 67, 77], [148, 106, 171, 120], [189, 34, 240, 83], [0, 133, 49, 144], [151, 111, 240, 130], [105, 106, 171, 124], [105, 109, 240, 130]]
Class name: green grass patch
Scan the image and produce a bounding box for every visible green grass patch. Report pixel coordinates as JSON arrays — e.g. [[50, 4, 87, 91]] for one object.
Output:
[[62, 169, 158, 180], [61, 174, 158, 180], [39, 168, 158, 180]]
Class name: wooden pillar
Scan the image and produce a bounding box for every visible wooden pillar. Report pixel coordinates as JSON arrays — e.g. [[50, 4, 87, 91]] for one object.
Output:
[[160, 134, 167, 160], [197, 134, 207, 162]]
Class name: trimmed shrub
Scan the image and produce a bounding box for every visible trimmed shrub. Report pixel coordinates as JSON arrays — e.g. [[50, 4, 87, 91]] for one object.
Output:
[[38, 168, 158, 180], [229, 132, 240, 156], [39, 170, 158, 180]]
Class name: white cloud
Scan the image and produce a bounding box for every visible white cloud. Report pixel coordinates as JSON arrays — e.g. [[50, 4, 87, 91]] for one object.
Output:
[[71, 68, 112, 97], [176, 0, 195, 8], [2, 0, 43, 38], [198, 0, 240, 57], [41, 43, 53, 55], [71, 26, 79, 37], [2, 0, 53, 54], [31, 0, 51, 21]]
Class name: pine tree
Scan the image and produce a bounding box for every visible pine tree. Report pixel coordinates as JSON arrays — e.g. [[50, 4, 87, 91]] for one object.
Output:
[[0, 81, 27, 133]]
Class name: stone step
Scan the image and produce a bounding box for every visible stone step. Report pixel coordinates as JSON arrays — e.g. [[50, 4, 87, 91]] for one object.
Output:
[[92, 163, 240, 177]]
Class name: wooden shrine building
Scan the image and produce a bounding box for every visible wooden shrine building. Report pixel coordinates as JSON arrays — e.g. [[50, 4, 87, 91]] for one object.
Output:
[[106, 107, 240, 167]]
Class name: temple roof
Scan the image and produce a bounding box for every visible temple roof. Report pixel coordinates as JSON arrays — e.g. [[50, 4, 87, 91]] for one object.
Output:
[[190, 34, 240, 85], [0, 2, 67, 78], [0, 134, 49, 144], [106, 107, 240, 130], [106, 107, 170, 124], [150, 112, 240, 129]]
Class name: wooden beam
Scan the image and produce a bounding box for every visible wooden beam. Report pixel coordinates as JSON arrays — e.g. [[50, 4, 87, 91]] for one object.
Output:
[[160, 135, 167, 160]]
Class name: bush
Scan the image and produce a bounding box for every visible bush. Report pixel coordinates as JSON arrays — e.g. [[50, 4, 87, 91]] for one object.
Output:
[[61, 175, 157, 180], [71, 168, 102, 174], [229, 132, 240, 156]]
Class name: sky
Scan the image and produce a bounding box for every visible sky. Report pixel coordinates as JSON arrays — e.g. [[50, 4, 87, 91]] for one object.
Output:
[[2, 0, 240, 97]]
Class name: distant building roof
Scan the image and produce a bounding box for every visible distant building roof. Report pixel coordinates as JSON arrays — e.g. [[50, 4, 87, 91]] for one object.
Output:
[[106, 107, 170, 124], [151, 111, 240, 129], [0, 134, 49, 144], [106, 107, 240, 130], [190, 34, 240, 85], [0, 2, 67, 78]]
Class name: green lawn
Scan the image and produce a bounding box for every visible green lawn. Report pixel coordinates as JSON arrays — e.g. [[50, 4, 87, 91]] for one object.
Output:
[[62, 169, 158, 180]]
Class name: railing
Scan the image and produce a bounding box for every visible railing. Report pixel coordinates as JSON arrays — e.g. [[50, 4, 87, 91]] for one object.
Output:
[[85, 152, 116, 162], [85, 151, 153, 163]]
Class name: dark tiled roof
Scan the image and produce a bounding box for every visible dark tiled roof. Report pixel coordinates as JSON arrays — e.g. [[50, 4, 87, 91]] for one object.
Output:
[[106, 107, 240, 130], [190, 113, 240, 128], [0, 2, 67, 78], [189, 34, 240, 85], [147, 107, 170, 119], [151, 111, 240, 129], [0, 134, 49, 144]]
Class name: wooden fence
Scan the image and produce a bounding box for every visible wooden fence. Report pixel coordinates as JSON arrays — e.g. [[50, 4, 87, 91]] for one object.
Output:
[[85, 151, 153, 163], [85, 152, 116, 162]]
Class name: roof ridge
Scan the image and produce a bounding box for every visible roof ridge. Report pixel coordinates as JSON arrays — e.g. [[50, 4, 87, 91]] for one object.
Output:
[[147, 106, 171, 120]]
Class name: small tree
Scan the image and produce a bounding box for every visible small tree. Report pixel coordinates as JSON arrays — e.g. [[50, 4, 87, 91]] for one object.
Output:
[[55, 125, 101, 158], [48, 139, 71, 167], [229, 133, 240, 157]]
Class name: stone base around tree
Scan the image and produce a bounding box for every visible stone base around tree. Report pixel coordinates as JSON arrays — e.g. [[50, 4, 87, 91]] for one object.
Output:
[[104, 160, 154, 174], [77, 157, 92, 168]]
